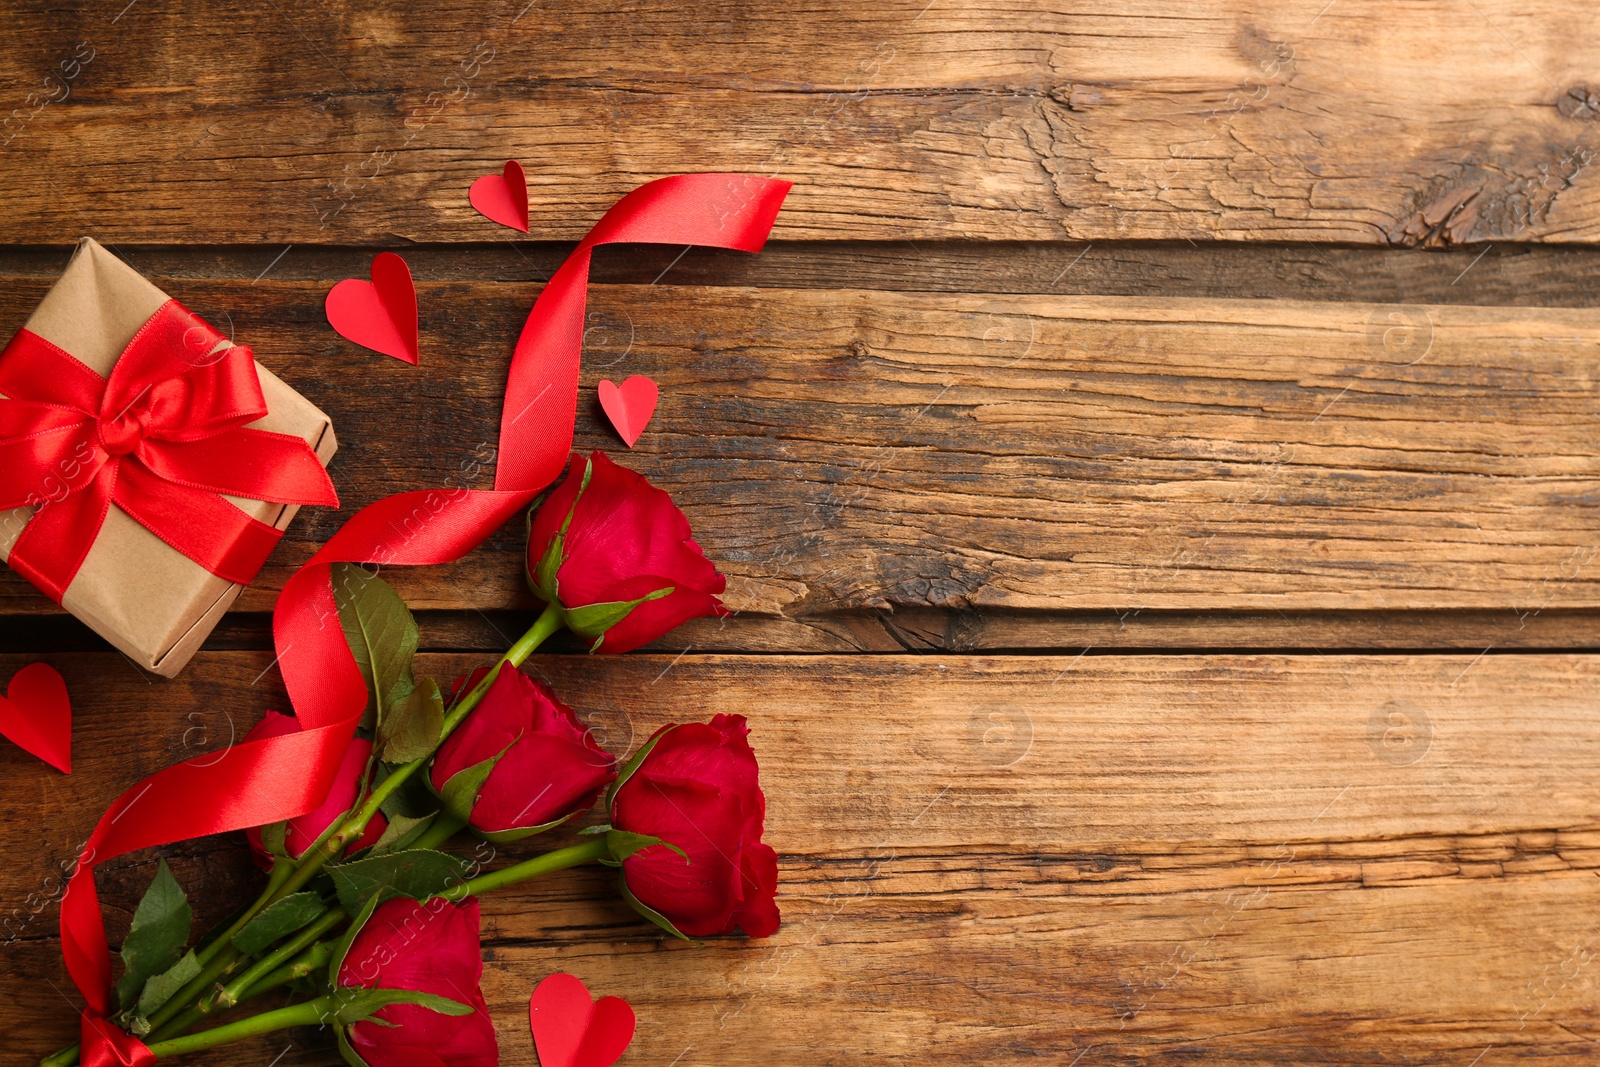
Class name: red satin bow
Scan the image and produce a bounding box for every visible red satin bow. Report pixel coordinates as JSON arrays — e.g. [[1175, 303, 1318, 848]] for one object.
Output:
[[58, 175, 792, 1067], [0, 300, 339, 602]]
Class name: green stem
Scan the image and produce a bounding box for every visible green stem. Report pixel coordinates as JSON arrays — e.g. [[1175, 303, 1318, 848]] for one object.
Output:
[[135, 793, 363, 1044], [498, 600, 566, 674], [290, 601, 564, 886], [235, 837, 611, 1010], [218, 909, 345, 1010], [131, 835, 605, 1064], [410, 808, 470, 851], [235, 939, 335, 1005], [43, 604, 567, 1067], [145, 995, 335, 1059], [38, 1044, 77, 1067], [134, 944, 245, 1040], [146, 908, 346, 1043], [437, 836, 611, 900], [215, 832, 604, 1019], [118, 856, 300, 1043], [195, 859, 297, 967]]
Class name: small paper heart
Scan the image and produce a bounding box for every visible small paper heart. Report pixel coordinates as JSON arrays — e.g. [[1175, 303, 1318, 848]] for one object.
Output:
[[470, 160, 530, 232], [597, 376, 659, 448], [529, 973, 635, 1067], [325, 251, 419, 364], [0, 663, 71, 773]]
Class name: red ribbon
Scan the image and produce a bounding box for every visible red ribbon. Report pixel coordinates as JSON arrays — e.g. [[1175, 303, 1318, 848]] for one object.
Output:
[[0, 300, 339, 602], [58, 174, 791, 1067]]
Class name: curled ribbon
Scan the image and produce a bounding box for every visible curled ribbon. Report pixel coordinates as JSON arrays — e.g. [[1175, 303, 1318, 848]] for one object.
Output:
[[0, 301, 339, 602], [58, 174, 792, 1067]]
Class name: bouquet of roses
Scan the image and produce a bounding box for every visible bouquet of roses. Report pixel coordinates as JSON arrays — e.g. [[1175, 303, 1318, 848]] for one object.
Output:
[[40, 450, 779, 1066]]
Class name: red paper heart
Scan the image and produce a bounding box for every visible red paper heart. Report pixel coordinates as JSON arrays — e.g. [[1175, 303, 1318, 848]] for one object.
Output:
[[0, 663, 71, 774], [470, 160, 530, 233], [597, 376, 659, 448], [529, 973, 636, 1067], [325, 252, 419, 365]]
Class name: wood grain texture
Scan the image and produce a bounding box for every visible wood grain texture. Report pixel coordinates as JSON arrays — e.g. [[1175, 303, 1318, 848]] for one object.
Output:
[[6, 279, 1600, 630], [1, 651, 1597, 1065], [4, 5, 1600, 1065], [15, 241, 1600, 308], [2, 0, 1599, 244], [17, 606, 1600, 657]]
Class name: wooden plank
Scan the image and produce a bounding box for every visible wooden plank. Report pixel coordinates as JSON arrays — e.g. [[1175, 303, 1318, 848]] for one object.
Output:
[[5, 282, 1600, 629], [14, 240, 1600, 307], [2, 1, 1599, 244], [17, 606, 1600, 657], [2, 651, 1598, 1064]]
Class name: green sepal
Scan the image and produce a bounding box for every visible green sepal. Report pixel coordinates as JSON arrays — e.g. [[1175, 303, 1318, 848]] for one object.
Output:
[[327, 892, 382, 986], [259, 821, 290, 859], [116, 859, 192, 1010], [375, 761, 442, 820], [618, 875, 696, 943], [231, 892, 324, 956], [336, 1026, 374, 1067], [605, 731, 667, 810], [531, 530, 565, 604], [432, 736, 517, 824], [601, 828, 688, 867], [378, 677, 444, 764], [525, 454, 594, 601], [328, 848, 470, 917], [328, 987, 474, 1026], [472, 809, 580, 845], [522, 489, 555, 601], [564, 586, 675, 643]]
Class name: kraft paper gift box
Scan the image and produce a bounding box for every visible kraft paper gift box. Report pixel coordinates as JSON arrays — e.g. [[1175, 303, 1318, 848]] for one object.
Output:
[[0, 238, 337, 677]]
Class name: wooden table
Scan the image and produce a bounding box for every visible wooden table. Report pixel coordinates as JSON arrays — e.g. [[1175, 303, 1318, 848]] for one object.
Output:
[[3, 2, 1600, 1063]]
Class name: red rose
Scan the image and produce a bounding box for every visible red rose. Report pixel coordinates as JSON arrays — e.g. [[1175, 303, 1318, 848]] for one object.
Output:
[[337, 896, 498, 1067], [431, 665, 615, 840], [527, 451, 728, 653], [243, 711, 386, 867], [611, 714, 779, 938]]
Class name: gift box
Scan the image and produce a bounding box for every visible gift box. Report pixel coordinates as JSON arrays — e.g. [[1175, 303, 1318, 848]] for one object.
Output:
[[0, 238, 338, 677]]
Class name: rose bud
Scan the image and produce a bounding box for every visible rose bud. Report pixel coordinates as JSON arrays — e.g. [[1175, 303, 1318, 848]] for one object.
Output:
[[527, 451, 728, 653], [337, 896, 498, 1067], [243, 711, 386, 868], [610, 714, 779, 938], [431, 664, 616, 841]]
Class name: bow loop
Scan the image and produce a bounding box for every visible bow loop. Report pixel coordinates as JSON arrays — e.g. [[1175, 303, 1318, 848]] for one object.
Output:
[[0, 418, 104, 511], [102, 306, 267, 443], [0, 327, 104, 412], [140, 428, 339, 506], [145, 345, 267, 443]]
